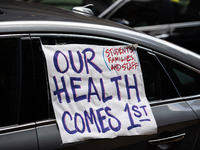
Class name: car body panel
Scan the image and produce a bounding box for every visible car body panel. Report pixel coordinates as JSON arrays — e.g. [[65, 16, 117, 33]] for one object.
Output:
[[0, 123, 38, 150], [34, 98, 199, 150], [187, 98, 200, 120]]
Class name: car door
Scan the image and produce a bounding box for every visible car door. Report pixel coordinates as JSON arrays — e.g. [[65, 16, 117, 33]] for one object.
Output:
[[30, 33, 199, 150], [137, 48, 200, 150], [0, 35, 38, 150], [156, 52, 200, 149]]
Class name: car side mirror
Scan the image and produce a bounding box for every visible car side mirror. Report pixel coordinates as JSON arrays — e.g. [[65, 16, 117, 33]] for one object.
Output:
[[72, 4, 94, 16]]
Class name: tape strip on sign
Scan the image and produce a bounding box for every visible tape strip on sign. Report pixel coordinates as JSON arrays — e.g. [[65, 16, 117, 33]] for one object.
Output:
[[42, 44, 157, 144]]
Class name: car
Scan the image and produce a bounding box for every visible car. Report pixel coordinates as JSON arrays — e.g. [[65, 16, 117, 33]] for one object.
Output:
[[98, 0, 200, 54], [0, 0, 200, 150]]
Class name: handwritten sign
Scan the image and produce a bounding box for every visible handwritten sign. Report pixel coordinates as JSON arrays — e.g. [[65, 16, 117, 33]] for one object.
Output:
[[42, 44, 157, 144]]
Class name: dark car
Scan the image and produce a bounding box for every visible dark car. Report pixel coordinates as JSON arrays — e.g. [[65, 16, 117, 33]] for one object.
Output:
[[98, 0, 200, 54], [0, 0, 200, 150]]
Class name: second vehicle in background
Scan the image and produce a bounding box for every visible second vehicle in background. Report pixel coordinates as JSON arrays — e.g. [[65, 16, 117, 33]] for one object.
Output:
[[98, 0, 200, 54]]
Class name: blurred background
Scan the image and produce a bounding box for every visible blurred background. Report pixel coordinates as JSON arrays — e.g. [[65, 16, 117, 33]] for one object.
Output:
[[19, 0, 200, 27], [19, 0, 200, 54]]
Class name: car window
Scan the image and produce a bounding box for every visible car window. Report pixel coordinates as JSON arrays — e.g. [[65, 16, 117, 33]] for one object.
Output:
[[20, 38, 37, 124], [171, 0, 200, 23], [137, 48, 179, 101], [31, 38, 54, 120], [32, 35, 190, 122], [0, 37, 39, 127], [0, 38, 20, 127], [39, 35, 180, 104], [158, 55, 200, 97], [30, 36, 129, 121]]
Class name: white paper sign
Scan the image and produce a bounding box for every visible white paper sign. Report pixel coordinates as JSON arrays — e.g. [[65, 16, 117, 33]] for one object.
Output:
[[42, 44, 157, 144]]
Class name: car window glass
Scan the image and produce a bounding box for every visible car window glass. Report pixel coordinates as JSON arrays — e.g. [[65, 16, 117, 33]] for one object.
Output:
[[0, 38, 20, 127], [158, 56, 200, 97], [137, 48, 179, 101], [109, 0, 164, 27], [173, 68, 195, 86], [31, 38, 53, 120], [171, 0, 200, 23], [20, 39, 36, 124]]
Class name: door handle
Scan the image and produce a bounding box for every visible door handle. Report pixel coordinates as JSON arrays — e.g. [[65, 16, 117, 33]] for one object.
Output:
[[148, 133, 186, 145]]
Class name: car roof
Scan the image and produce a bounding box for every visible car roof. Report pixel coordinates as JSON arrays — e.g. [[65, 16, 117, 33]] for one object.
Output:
[[0, 0, 133, 30]]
